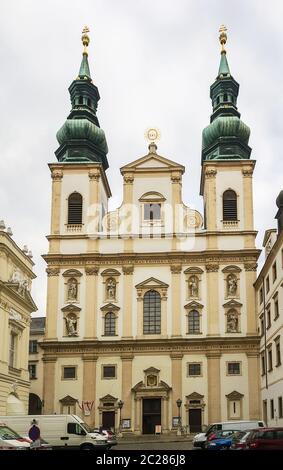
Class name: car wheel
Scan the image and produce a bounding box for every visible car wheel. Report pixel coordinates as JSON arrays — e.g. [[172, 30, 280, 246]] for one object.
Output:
[[80, 444, 94, 451]]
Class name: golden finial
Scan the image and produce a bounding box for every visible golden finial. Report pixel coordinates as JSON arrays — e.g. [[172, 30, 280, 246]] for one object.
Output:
[[81, 26, 90, 55], [219, 24, 227, 53]]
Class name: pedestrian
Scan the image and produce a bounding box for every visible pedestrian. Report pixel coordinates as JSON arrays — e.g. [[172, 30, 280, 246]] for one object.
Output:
[[28, 419, 41, 449]]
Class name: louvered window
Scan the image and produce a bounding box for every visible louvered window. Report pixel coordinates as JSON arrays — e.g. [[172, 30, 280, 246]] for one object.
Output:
[[223, 190, 237, 221], [143, 290, 161, 334], [68, 193, 83, 224]]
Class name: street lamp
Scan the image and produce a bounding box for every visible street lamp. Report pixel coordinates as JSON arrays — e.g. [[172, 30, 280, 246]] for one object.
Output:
[[118, 399, 124, 436], [176, 398, 182, 435]]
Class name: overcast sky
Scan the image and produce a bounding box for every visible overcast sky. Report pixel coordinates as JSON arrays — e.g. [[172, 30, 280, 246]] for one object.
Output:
[[1, 0, 283, 315]]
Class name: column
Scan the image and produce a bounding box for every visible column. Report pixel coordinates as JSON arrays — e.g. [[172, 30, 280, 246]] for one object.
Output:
[[122, 266, 134, 338], [242, 167, 254, 232], [122, 173, 134, 253], [88, 169, 100, 252], [171, 353, 183, 428], [134, 397, 142, 434], [50, 168, 63, 253], [42, 357, 57, 414], [171, 265, 182, 337], [171, 172, 182, 251], [121, 354, 133, 430], [45, 268, 60, 340], [244, 263, 258, 335], [84, 266, 99, 339], [205, 264, 220, 335], [82, 355, 97, 426], [206, 352, 221, 423], [204, 167, 217, 231], [162, 397, 169, 434], [247, 353, 261, 419]]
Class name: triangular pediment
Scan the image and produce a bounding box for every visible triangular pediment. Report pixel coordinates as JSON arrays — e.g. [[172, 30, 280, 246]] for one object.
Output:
[[100, 303, 120, 312], [101, 394, 117, 402], [223, 299, 242, 308], [61, 304, 81, 313], [184, 301, 204, 310], [135, 277, 169, 289], [186, 392, 204, 400], [226, 390, 244, 400], [59, 395, 77, 404], [121, 153, 184, 172], [144, 367, 160, 374]]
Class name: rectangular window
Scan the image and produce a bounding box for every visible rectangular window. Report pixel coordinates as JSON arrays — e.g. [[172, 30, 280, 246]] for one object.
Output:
[[270, 399, 274, 419], [266, 276, 270, 294], [279, 397, 283, 419], [275, 340, 281, 367], [63, 366, 76, 379], [261, 354, 266, 376], [272, 262, 277, 282], [9, 333, 17, 368], [267, 308, 271, 329], [187, 363, 201, 376], [144, 203, 161, 221], [260, 317, 265, 337], [29, 340, 38, 354], [102, 365, 116, 379], [227, 362, 241, 375], [259, 288, 263, 304], [268, 348, 273, 372], [28, 364, 37, 379], [274, 299, 279, 320]]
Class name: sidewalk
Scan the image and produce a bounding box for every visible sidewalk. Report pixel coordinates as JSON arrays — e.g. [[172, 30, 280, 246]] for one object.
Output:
[[117, 434, 194, 444]]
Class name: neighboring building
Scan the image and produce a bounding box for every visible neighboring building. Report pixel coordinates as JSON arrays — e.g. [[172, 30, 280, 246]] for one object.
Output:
[[0, 222, 37, 415], [28, 317, 45, 414], [255, 192, 283, 426], [41, 27, 261, 434]]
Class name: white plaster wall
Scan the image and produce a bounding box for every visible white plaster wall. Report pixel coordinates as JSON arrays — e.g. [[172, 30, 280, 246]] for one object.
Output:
[[60, 239, 87, 254], [182, 355, 208, 426], [220, 354, 249, 420], [215, 170, 244, 230], [60, 171, 90, 233], [54, 357, 83, 413], [99, 239, 124, 253], [132, 176, 171, 206], [261, 379, 283, 426], [95, 357, 122, 424], [132, 355, 172, 387], [218, 235, 244, 250]]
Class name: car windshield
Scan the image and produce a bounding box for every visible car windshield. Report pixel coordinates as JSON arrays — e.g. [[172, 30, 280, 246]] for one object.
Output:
[[80, 422, 92, 433], [0, 426, 21, 440]]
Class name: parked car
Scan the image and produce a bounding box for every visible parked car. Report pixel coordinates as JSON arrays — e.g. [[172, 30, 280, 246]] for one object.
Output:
[[0, 423, 30, 450], [230, 430, 251, 450], [92, 428, 117, 448], [245, 428, 283, 450], [205, 430, 239, 450], [193, 420, 265, 449]]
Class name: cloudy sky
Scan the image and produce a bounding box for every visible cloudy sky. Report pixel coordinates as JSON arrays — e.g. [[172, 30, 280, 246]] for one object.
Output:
[[1, 0, 283, 314]]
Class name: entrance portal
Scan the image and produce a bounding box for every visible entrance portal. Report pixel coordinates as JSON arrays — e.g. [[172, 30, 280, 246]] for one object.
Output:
[[188, 408, 202, 432], [142, 398, 161, 434], [102, 411, 115, 430]]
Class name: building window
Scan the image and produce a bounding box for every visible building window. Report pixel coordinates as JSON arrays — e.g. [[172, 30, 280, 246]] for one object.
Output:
[[28, 364, 37, 379], [62, 366, 76, 380], [223, 190, 237, 221], [272, 262, 277, 282], [188, 310, 200, 334], [279, 397, 283, 419], [275, 339, 281, 367], [260, 316, 265, 337], [261, 354, 266, 376], [187, 363, 201, 376], [259, 288, 263, 304], [104, 312, 116, 336], [227, 362, 241, 375], [266, 276, 270, 294], [143, 290, 161, 334], [9, 332, 17, 368], [268, 347, 273, 372], [68, 192, 83, 224], [267, 308, 271, 329], [274, 298, 279, 320], [144, 203, 161, 221], [29, 340, 38, 354], [270, 399, 274, 419], [102, 365, 116, 379]]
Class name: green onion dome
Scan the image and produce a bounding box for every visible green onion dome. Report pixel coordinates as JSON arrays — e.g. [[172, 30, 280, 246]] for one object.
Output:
[[202, 116, 250, 150], [56, 118, 108, 155]]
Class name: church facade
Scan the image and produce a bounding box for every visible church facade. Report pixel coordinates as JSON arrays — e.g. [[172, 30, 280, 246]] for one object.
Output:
[[41, 27, 261, 434]]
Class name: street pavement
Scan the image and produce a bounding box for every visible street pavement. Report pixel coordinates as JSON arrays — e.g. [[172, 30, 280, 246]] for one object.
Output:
[[114, 440, 194, 450]]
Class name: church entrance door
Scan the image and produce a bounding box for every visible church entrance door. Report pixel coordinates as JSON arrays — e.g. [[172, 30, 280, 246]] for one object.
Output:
[[142, 398, 161, 434]]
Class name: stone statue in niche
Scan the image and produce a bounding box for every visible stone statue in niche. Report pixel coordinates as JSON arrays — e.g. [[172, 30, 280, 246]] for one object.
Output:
[[227, 274, 237, 296], [10, 269, 29, 295], [65, 314, 78, 336], [67, 278, 78, 301], [106, 278, 116, 300], [227, 311, 238, 332], [189, 276, 199, 297]]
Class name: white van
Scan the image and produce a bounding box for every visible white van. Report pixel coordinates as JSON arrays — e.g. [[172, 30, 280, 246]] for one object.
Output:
[[193, 420, 265, 448], [0, 422, 30, 450], [0, 415, 108, 450]]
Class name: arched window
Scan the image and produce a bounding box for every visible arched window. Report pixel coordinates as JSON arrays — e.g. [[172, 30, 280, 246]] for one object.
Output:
[[188, 310, 200, 334], [223, 190, 237, 221], [68, 193, 83, 224], [104, 312, 116, 336], [143, 290, 161, 334]]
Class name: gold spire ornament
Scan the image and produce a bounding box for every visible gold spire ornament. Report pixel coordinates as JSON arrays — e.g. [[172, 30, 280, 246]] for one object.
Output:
[[219, 24, 227, 53], [81, 26, 90, 55]]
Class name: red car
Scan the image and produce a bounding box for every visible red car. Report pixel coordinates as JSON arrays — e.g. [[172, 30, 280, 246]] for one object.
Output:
[[246, 428, 283, 450]]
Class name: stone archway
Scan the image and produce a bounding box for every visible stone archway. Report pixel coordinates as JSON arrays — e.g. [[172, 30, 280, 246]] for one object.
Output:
[[132, 370, 171, 435], [28, 393, 42, 415]]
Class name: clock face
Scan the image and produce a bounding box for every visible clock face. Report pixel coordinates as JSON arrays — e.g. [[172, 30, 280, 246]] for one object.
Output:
[[145, 127, 161, 142]]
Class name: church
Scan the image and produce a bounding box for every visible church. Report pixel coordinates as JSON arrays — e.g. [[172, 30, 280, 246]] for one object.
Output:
[[41, 26, 261, 434]]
